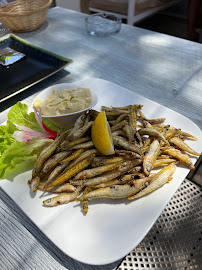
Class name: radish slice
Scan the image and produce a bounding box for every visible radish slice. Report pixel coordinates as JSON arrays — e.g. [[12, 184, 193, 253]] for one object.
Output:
[[34, 107, 58, 138], [12, 129, 55, 142]]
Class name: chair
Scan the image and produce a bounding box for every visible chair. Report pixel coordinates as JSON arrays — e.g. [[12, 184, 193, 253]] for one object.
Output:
[[80, 0, 184, 25]]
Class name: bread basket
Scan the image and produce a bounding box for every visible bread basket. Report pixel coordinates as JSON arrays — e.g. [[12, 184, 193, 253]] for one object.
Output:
[[0, 0, 52, 32]]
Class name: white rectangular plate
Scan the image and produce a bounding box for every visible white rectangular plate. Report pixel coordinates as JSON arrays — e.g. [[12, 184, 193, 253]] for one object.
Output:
[[0, 78, 201, 265]]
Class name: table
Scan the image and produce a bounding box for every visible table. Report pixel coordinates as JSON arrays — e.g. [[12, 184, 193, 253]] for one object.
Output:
[[0, 7, 201, 270]]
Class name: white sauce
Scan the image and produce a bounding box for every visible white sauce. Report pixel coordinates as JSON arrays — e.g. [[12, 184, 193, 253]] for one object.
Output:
[[34, 88, 93, 116]]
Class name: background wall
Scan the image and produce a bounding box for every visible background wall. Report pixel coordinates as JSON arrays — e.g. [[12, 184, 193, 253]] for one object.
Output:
[[56, 0, 80, 12]]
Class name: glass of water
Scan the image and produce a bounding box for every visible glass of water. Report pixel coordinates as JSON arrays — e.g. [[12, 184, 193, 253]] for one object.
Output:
[[85, 13, 122, 37]]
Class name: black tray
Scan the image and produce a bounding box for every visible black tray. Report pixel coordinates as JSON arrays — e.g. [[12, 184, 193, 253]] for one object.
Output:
[[0, 34, 73, 102]]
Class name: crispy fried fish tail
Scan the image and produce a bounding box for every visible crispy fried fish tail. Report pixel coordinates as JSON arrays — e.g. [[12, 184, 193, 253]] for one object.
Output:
[[29, 176, 40, 192], [70, 160, 137, 186], [162, 147, 195, 170], [43, 186, 83, 206], [143, 139, 160, 175], [128, 162, 176, 200], [74, 161, 123, 180], [32, 130, 69, 177], [38, 183, 76, 193], [46, 157, 93, 188], [77, 177, 152, 200], [113, 135, 142, 155], [169, 137, 201, 156]]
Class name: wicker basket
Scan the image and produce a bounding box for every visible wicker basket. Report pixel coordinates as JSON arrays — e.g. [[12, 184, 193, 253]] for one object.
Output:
[[0, 0, 53, 32]]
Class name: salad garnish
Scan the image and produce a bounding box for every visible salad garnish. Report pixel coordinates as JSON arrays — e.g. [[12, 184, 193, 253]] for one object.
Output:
[[0, 102, 61, 179]]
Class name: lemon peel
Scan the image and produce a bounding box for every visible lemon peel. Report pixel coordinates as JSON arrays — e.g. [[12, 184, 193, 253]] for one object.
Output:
[[91, 111, 115, 155]]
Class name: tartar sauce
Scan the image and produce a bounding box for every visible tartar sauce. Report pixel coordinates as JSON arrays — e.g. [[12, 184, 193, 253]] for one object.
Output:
[[34, 88, 93, 116]]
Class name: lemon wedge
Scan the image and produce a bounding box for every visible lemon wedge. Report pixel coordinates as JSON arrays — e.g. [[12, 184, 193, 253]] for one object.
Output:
[[91, 111, 115, 155]]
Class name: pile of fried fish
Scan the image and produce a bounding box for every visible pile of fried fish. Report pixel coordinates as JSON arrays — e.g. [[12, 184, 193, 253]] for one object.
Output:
[[28, 105, 201, 214]]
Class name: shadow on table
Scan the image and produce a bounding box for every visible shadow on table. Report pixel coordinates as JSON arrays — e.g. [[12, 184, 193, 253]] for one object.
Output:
[[17, 21, 50, 39]]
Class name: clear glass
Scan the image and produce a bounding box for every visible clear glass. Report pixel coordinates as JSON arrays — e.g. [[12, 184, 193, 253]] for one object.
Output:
[[85, 13, 122, 37]]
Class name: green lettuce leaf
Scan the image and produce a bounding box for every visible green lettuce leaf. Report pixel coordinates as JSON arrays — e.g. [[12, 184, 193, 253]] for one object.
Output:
[[3, 156, 37, 180], [0, 120, 18, 155], [0, 137, 53, 179], [8, 102, 44, 132], [0, 102, 56, 180], [0, 159, 7, 178]]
